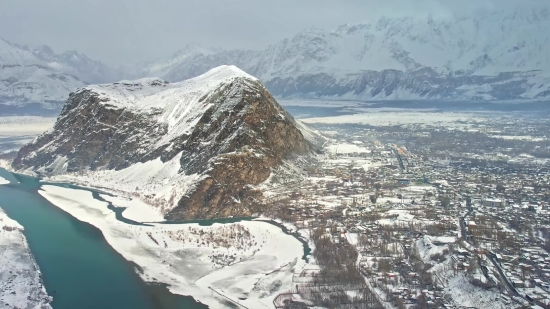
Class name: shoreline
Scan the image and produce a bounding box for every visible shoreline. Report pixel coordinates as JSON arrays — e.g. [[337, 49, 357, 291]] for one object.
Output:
[[0, 206, 53, 309], [2, 167, 312, 309], [37, 184, 306, 309]]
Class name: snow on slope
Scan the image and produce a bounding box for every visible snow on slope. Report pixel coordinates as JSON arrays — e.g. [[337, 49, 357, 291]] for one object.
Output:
[[0, 37, 117, 105], [0, 207, 53, 308], [142, 5, 550, 100], [39, 185, 304, 309], [43, 150, 204, 215], [84, 65, 257, 147], [15, 64, 319, 220], [0, 63, 84, 105], [28, 65, 315, 217]]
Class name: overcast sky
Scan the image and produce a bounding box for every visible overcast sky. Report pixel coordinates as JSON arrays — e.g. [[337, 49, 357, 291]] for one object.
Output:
[[0, 0, 540, 65]]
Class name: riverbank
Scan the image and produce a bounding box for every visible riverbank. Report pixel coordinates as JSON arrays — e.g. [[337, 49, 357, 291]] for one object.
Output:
[[0, 207, 52, 309], [38, 184, 306, 309]]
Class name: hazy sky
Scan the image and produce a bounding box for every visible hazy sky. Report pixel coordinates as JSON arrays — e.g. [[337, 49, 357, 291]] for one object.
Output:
[[0, 0, 539, 65]]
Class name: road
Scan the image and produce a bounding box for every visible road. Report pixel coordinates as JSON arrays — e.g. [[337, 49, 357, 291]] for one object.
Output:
[[486, 252, 525, 299], [457, 197, 528, 302], [393, 149, 405, 171], [459, 196, 472, 240]]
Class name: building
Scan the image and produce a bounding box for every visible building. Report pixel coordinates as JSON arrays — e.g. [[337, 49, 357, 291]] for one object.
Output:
[[482, 198, 506, 207], [396, 178, 410, 185]]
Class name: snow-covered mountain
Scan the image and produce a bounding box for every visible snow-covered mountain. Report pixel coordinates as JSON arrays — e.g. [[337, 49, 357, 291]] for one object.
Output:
[[142, 6, 550, 101], [0, 38, 118, 106], [13, 65, 320, 219]]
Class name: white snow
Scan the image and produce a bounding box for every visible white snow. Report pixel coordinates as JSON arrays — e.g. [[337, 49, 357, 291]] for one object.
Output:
[[0, 207, 53, 308], [0, 117, 56, 137], [38, 185, 305, 309], [0, 38, 119, 105], [100, 194, 164, 222], [416, 236, 450, 263], [58, 65, 260, 153], [149, 8, 550, 80], [43, 151, 202, 215], [489, 135, 547, 141], [139, 5, 550, 100], [302, 110, 487, 127], [327, 143, 369, 154], [445, 275, 506, 309]]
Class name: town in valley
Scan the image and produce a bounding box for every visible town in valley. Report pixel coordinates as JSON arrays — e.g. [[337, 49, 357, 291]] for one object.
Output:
[[257, 107, 550, 309]]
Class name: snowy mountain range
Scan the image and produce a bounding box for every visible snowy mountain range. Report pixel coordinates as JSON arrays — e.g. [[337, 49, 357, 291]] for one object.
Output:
[[13, 66, 320, 219], [4, 5, 550, 105], [0, 38, 118, 106], [141, 6, 550, 101]]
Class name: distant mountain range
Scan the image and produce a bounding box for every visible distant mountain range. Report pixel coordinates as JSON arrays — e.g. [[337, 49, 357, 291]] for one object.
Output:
[[0, 38, 120, 107], [141, 6, 550, 101], [3, 5, 550, 105]]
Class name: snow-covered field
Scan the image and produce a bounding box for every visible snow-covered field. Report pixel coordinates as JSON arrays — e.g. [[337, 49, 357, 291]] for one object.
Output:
[[376, 209, 432, 227], [327, 143, 370, 154], [489, 134, 548, 141], [279, 100, 361, 107], [301, 110, 487, 127], [0, 116, 56, 154], [0, 207, 53, 309], [0, 116, 56, 137], [415, 237, 508, 309], [100, 194, 164, 222], [444, 275, 506, 309], [38, 185, 306, 309]]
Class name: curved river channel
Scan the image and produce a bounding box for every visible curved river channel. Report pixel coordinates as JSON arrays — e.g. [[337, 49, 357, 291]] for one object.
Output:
[[0, 168, 310, 309]]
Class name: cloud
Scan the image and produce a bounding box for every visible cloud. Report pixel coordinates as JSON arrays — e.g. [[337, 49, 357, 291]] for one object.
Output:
[[0, 0, 544, 65]]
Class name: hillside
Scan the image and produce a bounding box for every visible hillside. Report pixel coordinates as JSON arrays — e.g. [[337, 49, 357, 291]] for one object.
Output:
[[13, 65, 320, 219]]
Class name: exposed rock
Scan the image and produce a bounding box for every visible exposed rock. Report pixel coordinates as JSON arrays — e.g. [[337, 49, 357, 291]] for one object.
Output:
[[13, 65, 320, 220]]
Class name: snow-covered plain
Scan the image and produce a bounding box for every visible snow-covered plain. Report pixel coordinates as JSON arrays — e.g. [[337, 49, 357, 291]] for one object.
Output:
[[38, 185, 305, 309], [99, 194, 164, 222], [0, 117, 56, 137], [327, 143, 370, 155], [0, 116, 57, 154], [302, 110, 487, 127], [0, 207, 53, 309]]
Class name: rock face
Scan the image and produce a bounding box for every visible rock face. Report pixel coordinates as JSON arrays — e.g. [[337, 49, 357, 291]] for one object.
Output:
[[13, 65, 318, 219]]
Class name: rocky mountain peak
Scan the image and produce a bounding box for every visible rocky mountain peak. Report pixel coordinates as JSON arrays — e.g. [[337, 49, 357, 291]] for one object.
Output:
[[13, 65, 320, 220]]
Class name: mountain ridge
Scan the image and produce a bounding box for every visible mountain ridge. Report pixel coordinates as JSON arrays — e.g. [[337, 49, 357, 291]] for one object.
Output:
[[13, 65, 321, 219], [139, 7, 550, 101], [4, 6, 550, 105], [0, 37, 119, 106]]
